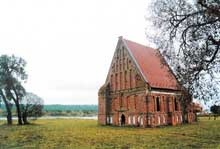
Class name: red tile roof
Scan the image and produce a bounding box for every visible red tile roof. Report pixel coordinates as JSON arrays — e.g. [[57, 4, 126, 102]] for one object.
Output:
[[123, 39, 179, 90]]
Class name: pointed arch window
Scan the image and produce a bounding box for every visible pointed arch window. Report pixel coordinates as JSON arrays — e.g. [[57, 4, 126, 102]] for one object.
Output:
[[110, 74, 114, 90], [174, 98, 178, 111], [166, 97, 170, 112], [124, 71, 127, 89], [126, 58, 129, 69], [156, 97, 160, 112], [129, 69, 132, 88], [115, 73, 118, 91]]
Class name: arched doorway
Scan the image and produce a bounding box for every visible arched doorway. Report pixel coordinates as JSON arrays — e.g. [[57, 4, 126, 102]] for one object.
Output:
[[120, 114, 126, 126]]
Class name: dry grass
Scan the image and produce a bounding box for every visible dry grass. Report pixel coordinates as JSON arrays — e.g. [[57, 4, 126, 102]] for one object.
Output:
[[0, 117, 220, 148]]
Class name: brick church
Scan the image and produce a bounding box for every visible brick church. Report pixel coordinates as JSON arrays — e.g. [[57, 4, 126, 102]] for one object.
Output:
[[98, 36, 200, 127]]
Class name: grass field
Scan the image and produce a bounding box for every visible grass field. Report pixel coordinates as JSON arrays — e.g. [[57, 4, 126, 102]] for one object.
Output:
[[0, 117, 220, 148]]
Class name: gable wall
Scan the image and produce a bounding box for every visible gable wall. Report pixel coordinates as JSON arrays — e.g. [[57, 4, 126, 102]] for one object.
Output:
[[108, 42, 145, 91], [102, 42, 148, 126]]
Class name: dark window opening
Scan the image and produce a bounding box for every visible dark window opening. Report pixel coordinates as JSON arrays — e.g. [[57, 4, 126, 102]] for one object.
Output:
[[126, 59, 129, 69], [124, 71, 127, 89], [174, 98, 178, 111], [120, 114, 126, 126], [166, 97, 169, 112], [110, 75, 113, 90], [120, 72, 122, 89], [153, 96, 155, 107], [115, 73, 118, 90], [134, 95, 137, 110], [129, 69, 132, 88], [156, 97, 160, 111]]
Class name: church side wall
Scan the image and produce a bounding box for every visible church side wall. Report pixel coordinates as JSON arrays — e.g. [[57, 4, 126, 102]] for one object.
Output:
[[146, 92, 183, 127], [98, 95, 107, 125]]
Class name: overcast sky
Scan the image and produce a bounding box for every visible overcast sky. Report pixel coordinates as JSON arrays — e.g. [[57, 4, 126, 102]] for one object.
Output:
[[0, 0, 150, 104]]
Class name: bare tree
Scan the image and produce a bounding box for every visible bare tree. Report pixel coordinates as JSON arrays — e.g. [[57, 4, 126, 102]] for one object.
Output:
[[20, 92, 44, 124], [147, 0, 220, 102], [146, 0, 220, 122]]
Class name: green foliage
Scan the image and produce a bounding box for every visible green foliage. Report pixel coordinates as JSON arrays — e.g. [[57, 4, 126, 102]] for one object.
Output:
[[0, 117, 220, 148], [21, 92, 44, 117], [43, 105, 98, 117], [0, 104, 16, 112], [0, 104, 98, 117], [43, 104, 97, 112], [20, 92, 44, 124], [210, 105, 220, 114], [1, 104, 97, 112]]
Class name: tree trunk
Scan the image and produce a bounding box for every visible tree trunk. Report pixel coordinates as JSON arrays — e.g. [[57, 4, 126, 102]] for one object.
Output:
[[14, 101, 23, 125], [180, 96, 187, 123], [10, 87, 23, 125], [0, 90, 12, 125], [5, 103, 12, 125], [180, 90, 193, 124], [22, 113, 28, 125], [195, 113, 198, 122]]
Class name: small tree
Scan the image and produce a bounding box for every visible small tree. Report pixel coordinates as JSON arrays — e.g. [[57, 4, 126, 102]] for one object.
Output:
[[20, 92, 44, 124], [210, 104, 220, 120]]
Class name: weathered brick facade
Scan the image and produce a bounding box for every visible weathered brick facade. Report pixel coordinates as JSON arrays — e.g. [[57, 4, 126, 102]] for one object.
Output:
[[98, 37, 197, 127]]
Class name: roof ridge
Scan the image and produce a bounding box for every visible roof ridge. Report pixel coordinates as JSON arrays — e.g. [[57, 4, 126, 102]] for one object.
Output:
[[123, 38, 154, 50]]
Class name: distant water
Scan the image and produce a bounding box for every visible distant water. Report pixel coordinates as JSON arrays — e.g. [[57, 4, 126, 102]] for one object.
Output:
[[0, 116, 97, 120]]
